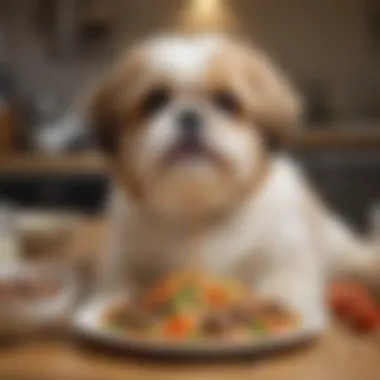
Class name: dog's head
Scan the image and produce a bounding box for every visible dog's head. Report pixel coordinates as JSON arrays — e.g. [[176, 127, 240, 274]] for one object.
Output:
[[89, 35, 301, 224]]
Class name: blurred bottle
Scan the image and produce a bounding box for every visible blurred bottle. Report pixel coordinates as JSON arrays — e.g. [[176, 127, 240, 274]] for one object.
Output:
[[0, 204, 21, 267], [32, 101, 92, 154], [80, 0, 114, 42], [0, 68, 21, 154], [369, 203, 380, 246], [300, 80, 332, 126]]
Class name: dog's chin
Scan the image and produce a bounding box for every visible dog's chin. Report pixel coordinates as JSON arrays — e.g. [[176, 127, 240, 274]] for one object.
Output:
[[145, 181, 237, 226], [141, 150, 240, 225]]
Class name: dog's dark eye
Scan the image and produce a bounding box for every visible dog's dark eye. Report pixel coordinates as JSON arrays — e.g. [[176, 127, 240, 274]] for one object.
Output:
[[141, 88, 171, 117], [212, 91, 241, 115]]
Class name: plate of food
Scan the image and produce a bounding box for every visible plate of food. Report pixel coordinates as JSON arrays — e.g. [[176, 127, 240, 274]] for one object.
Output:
[[73, 273, 323, 357]]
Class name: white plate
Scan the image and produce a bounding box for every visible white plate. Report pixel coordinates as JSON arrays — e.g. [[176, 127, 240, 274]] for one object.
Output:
[[72, 297, 324, 358]]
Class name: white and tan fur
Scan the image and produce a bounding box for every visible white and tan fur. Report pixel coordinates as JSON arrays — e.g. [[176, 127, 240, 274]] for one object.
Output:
[[89, 34, 379, 328]]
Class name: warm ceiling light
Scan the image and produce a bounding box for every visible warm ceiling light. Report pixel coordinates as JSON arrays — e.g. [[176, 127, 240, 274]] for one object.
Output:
[[176, 0, 236, 34], [192, 0, 222, 15]]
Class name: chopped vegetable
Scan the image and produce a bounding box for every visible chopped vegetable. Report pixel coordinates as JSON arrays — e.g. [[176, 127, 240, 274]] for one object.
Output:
[[205, 285, 230, 308], [251, 319, 266, 334], [328, 281, 380, 334], [162, 314, 196, 339], [171, 285, 196, 311]]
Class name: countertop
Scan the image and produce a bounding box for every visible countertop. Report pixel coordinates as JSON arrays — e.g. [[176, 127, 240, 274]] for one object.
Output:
[[0, 130, 380, 175], [0, 219, 379, 380]]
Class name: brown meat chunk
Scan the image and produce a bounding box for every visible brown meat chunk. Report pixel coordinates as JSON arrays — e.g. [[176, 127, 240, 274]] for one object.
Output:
[[112, 304, 151, 330], [201, 311, 233, 336], [230, 299, 288, 324]]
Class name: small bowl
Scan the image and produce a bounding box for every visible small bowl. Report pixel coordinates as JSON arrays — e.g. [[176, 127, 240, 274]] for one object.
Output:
[[15, 211, 79, 260], [0, 262, 79, 338]]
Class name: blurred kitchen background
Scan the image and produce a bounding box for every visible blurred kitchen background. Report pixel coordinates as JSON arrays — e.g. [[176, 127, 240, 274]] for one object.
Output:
[[0, 0, 379, 232]]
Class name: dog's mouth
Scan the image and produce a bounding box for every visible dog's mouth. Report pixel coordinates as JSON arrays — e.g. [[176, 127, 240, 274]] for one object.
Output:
[[161, 138, 220, 168]]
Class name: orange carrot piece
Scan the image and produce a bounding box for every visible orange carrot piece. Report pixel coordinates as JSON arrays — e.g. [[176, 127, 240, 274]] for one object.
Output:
[[205, 286, 230, 308], [162, 314, 195, 339]]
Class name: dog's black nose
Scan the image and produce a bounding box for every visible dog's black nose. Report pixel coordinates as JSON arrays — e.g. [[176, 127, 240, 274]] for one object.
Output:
[[178, 110, 202, 137]]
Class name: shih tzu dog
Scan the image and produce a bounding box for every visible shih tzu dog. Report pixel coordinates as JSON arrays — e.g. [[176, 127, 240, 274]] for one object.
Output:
[[89, 34, 379, 328]]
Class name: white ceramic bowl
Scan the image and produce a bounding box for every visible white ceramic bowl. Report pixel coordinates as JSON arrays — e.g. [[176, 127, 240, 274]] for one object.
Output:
[[0, 262, 79, 337], [15, 211, 79, 259]]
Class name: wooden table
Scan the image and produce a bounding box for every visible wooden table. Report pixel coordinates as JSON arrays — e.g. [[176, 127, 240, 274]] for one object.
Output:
[[0, 220, 380, 380]]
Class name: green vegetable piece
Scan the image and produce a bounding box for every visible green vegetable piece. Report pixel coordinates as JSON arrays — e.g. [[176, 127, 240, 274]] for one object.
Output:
[[170, 286, 196, 312], [107, 319, 124, 330], [251, 319, 267, 335]]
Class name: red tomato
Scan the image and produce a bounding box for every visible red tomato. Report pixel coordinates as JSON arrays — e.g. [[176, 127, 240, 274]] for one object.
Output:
[[347, 301, 379, 333], [328, 281, 380, 334], [330, 282, 372, 312], [328, 283, 360, 317], [334, 282, 367, 299]]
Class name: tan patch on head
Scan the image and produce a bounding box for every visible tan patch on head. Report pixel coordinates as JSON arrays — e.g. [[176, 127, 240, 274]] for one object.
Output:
[[203, 39, 302, 143]]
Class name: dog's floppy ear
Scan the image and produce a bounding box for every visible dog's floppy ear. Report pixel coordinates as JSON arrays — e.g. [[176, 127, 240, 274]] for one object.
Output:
[[87, 73, 120, 154], [87, 49, 143, 155], [241, 45, 302, 149]]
